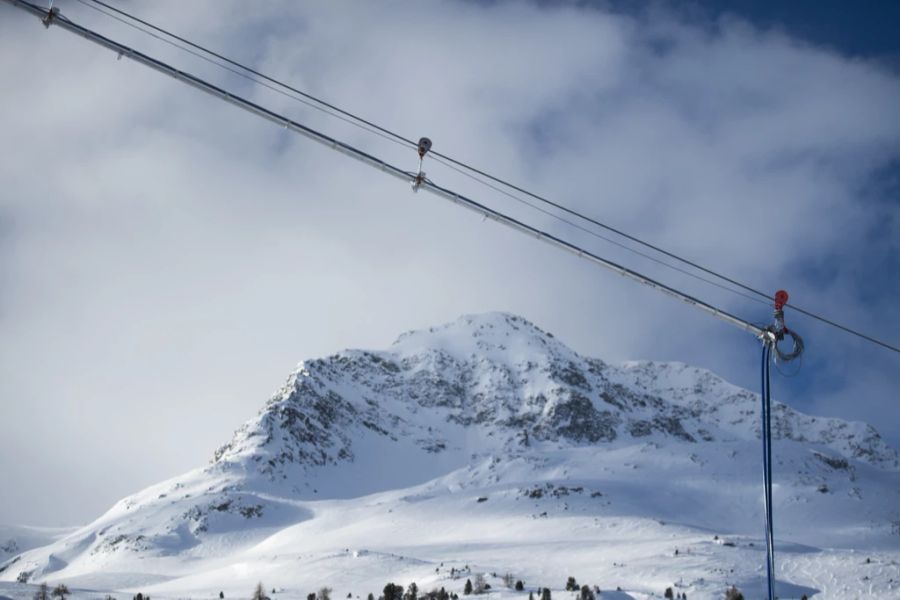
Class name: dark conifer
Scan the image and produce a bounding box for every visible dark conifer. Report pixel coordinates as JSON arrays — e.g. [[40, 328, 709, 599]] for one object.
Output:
[[33, 583, 49, 600], [724, 586, 744, 600], [252, 583, 269, 600]]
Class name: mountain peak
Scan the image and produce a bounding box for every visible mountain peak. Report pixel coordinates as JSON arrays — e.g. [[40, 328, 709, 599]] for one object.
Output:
[[390, 311, 574, 364], [207, 312, 898, 494]]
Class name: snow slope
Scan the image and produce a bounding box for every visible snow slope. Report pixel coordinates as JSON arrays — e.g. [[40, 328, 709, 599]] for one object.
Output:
[[0, 527, 75, 567], [2, 313, 898, 599]]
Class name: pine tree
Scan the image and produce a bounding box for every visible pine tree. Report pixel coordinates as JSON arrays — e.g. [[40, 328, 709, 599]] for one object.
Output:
[[33, 583, 49, 600], [541, 588, 551, 600], [253, 583, 269, 600], [664, 587, 673, 599], [515, 581, 524, 592], [464, 580, 472, 596], [219, 592, 225, 599], [51, 584, 70, 600], [404, 583, 418, 600], [565, 577, 577, 592], [384, 583, 403, 600], [724, 586, 743, 600]]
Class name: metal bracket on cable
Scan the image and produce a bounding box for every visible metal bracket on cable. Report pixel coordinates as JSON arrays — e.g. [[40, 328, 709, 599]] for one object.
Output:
[[411, 137, 432, 192], [762, 289, 804, 361], [42, 5, 59, 28]]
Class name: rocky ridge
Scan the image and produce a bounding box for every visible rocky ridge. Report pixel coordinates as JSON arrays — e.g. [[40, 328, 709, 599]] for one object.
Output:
[[212, 312, 898, 484]]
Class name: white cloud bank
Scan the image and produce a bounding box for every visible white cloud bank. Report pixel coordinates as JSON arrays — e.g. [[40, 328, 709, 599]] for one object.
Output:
[[1, 0, 898, 525]]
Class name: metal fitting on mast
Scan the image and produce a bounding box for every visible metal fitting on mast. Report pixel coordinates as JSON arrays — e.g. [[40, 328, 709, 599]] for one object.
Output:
[[411, 137, 432, 192], [764, 290, 804, 361]]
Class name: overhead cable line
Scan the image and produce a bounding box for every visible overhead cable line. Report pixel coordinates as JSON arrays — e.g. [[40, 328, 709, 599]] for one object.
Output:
[[12, 0, 900, 355], [7, 0, 770, 341], [76, 0, 769, 310], [83, 0, 766, 285], [75, 0, 769, 309], [78, 0, 900, 355]]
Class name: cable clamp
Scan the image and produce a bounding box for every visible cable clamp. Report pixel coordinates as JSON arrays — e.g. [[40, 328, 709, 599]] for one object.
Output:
[[410, 137, 432, 192], [411, 171, 427, 192], [42, 6, 59, 28]]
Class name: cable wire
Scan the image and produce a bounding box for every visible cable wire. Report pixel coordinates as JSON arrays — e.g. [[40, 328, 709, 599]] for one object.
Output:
[[81, 0, 779, 313], [82, 0, 900, 355], [7, 0, 774, 340], [30, 0, 900, 355], [78, 1, 781, 292], [81, 0, 900, 355]]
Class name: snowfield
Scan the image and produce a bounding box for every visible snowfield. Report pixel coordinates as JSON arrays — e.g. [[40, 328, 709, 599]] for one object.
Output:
[[2, 313, 898, 599]]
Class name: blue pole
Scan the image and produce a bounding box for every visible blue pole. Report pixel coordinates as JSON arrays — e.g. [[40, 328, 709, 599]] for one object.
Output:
[[761, 343, 775, 600]]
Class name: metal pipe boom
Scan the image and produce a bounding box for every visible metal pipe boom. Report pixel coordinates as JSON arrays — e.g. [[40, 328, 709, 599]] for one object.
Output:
[[3, 0, 767, 339]]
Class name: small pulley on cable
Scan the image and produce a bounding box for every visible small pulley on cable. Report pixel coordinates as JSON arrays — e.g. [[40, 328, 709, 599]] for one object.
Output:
[[764, 289, 804, 362], [411, 137, 432, 192]]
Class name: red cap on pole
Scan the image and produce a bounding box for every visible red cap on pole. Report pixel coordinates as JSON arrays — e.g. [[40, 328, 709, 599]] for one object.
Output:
[[774, 290, 789, 311]]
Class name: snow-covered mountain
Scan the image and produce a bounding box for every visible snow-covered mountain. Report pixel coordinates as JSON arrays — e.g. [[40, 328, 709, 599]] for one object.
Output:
[[2, 313, 898, 600]]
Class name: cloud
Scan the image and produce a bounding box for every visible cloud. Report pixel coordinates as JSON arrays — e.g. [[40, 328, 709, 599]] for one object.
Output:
[[0, 0, 898, 525]]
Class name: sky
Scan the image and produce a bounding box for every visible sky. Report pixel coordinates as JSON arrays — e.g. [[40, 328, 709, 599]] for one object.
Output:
[[1, 0, 898, 526]]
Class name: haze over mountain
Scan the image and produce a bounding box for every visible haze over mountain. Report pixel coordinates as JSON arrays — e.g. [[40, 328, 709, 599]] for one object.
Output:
[[2, 313, 898, 599]]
